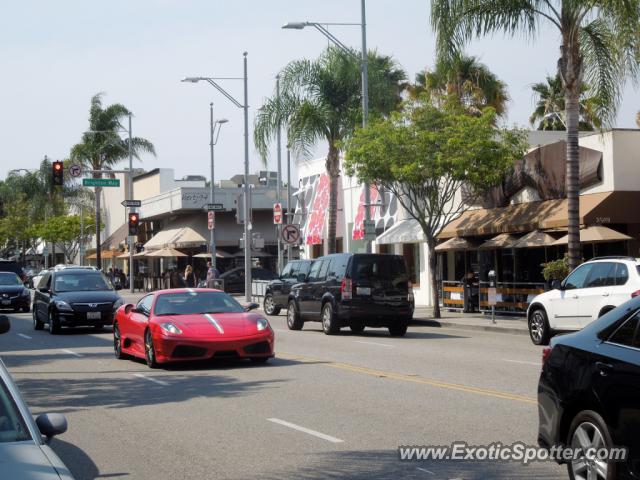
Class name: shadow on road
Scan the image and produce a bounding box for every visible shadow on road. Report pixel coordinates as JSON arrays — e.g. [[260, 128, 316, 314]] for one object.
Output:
[[297, 326, 467, 340], [50, 437, 130, 480], [259, 449, 566, 480]]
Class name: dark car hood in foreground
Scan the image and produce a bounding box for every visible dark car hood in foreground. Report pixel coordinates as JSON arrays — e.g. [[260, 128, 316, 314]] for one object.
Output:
[[0, 442, 74, 479], [53, 290, 120, 304]]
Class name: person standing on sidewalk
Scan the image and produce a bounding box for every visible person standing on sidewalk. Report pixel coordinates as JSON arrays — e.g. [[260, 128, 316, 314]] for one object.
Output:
[[206, 261, 220, 289], [184, 265, 196, 288]]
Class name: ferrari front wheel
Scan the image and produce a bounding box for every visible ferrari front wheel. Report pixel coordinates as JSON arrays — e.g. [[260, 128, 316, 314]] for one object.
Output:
[[113, 323, 125, 360], [144, 329, 158, 368]]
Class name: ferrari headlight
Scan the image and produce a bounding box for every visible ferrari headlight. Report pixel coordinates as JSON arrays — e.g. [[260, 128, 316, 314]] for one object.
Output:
[[160, 322, 182, 335], [256, 318, 270, 331], [54, 300, 73, 311], [112, 298, 124, 311]]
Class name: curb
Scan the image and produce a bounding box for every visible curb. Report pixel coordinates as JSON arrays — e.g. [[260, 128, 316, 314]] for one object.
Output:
[[411, 318, 528, 336]]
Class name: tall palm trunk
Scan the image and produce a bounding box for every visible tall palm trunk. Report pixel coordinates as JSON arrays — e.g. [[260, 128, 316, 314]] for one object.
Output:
[[94, 165, 102, 269], [565, 89, 581, 270], [326, 144, 339, 254]]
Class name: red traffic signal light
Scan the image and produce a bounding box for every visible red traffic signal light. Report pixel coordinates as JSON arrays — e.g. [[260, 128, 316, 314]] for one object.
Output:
[[52, 161, 64, 186], [128, 212, 140, 236]]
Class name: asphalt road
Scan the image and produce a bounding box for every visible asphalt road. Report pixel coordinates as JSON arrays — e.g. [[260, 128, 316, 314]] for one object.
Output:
[[0, 309, 568, 480]]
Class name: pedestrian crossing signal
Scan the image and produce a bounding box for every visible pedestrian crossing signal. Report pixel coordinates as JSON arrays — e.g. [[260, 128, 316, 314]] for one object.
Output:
[[128, 212, 139, 236], [52, 161, 64, 186]]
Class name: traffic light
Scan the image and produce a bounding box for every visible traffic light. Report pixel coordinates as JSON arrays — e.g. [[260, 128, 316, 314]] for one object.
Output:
[[128, 212, 139, 236], [52, 161, 64, 186]]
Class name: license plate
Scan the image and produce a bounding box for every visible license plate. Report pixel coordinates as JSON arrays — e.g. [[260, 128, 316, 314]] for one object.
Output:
[[1, 300, 10, 305], [87, 311, 101, 320], [356, 287, 371, 296]]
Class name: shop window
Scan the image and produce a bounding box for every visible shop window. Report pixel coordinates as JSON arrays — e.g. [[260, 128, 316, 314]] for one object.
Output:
[[402, 243, 420, 286], [378, 244, 391, 255], [336, 238, 343, 253]]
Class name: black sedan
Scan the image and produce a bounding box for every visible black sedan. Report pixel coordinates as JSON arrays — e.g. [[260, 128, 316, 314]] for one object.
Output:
[[538, 296, 640, 480], [219, 267, 277, 294], [0, 272, 31, 313], [32, 268, 124, 334]]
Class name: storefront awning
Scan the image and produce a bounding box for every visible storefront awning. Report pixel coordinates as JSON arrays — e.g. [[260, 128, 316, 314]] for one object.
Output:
[[478, 233, 519, 250], [439, 191, 640, 239], [552, 226, 633, 245], [193, 251, 234, 259], [101, 223, 129, 251], [435, 237, 479, 252], [146, 248, 187, 258], [512, 230, 557, 248], [375, 219, 425, 244], [143, 227, 206, 250]]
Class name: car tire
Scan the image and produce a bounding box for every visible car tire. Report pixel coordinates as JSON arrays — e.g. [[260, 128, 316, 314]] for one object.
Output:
[[388, 320, 408, 337], [529, 308, 551, 345], [12, 307, 19, 313], [144, 329, 158, 368], [22, 305, 30, 313], [567, 410, 617, 480], [250, 357, 269, 364], [93, 324, 104, 331], [350, 324, 365, 334], [33, 308, 44, 331], [263, 294, 281, 316], [113, 323, 126, 360], [286, 301, 304, 330], [321, 302, 340, 335], [48, 311, 60, 335]]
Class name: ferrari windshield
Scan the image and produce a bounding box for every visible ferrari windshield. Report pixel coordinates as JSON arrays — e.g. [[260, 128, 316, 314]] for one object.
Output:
[[0, 273, 22, 286], [154, 291, 245, 316]]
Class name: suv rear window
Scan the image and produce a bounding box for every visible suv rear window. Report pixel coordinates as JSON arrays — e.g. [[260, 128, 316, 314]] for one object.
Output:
[[352, 255, 408, 284]]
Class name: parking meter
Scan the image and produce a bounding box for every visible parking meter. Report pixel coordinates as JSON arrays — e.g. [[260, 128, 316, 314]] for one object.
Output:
[[488, 270, 496, 323]]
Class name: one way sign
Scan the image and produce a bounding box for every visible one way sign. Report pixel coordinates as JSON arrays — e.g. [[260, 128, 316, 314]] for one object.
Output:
[[281, 224, 300, 245]]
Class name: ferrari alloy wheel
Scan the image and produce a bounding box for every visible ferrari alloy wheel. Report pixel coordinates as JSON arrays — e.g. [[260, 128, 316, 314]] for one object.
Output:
[[567, 411, 616, 480], [287, 301, 303, 330], [144, 329, 158, 368], [33, 308, 44, 330], [113, 324, 124, 360], [48, 311, 60, 335], [263, 294, 280, 316], [321, 302, 339, 335]]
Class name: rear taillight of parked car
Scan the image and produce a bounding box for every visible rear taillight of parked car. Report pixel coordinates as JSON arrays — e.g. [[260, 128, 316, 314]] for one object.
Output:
[[632, 290, 640, 298], [408, 281, 414, 302], [542, 346, 553, 367], [341, 278, 352, 300]]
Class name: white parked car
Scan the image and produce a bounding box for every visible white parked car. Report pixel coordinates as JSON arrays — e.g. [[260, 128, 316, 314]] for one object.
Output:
[[527, 256, 640, 345]]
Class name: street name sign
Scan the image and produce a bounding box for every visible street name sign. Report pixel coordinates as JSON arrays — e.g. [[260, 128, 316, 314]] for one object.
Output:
[[281, 224, 300, 245], [83, 178, 120, 187], [121, 200, 142, 208], [204, 203, 224, 211]]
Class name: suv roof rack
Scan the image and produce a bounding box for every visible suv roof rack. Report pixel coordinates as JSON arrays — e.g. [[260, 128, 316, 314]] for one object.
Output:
[[589, 256, 638, 261]]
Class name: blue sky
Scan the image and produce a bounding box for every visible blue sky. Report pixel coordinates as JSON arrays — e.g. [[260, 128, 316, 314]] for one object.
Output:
[[1, 0, 638, 183]]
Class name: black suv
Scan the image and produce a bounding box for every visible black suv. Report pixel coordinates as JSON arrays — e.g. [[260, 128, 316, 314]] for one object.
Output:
[[263, 260, 313, 315], [286, 253, 413, 336], [32, 268, 124, 334]]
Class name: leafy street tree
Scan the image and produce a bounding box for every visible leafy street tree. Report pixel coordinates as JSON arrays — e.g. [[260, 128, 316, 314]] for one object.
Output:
[[344, 102, 527, 318], [70, 93, 155, 269], [431, 0, 640, 270], [529, 74, 602, 131], [408, 53, 509, 117], [35, 214, 98, 264], [254, 47, 406, 254]]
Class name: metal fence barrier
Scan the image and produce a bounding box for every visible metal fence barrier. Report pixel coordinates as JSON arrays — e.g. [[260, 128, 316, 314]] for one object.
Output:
[[441, 280, 465, 311], [251, 280, 271, 303], [478, 281, 546, 316]]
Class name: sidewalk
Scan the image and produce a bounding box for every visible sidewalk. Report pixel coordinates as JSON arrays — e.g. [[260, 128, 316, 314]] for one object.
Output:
[[411, 306, 529, 336]]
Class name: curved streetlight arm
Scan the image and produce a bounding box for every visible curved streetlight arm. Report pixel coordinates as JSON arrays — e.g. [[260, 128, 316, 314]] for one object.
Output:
[[203, 79, 244, 109]]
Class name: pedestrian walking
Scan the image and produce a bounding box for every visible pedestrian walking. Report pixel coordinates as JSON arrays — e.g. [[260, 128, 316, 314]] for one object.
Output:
[[184, 265, 196, 288], [205, 261, 220, 289]]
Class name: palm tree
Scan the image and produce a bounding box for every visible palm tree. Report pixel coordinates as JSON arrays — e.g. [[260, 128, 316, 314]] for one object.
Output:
[[70, 93, 155, 269], [530, 74, 602, 131], [254, 47, 406, 254], [408, 53, 509, 117], [431, 1, 640, 270]]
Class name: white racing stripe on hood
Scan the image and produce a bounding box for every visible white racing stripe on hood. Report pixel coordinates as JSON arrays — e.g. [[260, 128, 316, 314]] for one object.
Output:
[[204, 314, 224, 334]]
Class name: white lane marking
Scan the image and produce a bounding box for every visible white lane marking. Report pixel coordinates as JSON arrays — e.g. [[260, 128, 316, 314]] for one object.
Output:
[[61, 349, 83, 357], [267, 418, 344, 444], [17, 334, 32, 339], [502, 358, 539, 366], [417, 467, 434, 475], [354, 340, 393, 348], [273, 328, 289, 333], [132, 373, 169, 386], [203, 314, 224, 334]]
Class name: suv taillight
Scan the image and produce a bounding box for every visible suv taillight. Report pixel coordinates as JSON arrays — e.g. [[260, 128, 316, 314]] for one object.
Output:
[[408, 281, 414, 302], [542, 346, 553, 367], [341, 278, 352, 300], [632, 290, 640, 298]]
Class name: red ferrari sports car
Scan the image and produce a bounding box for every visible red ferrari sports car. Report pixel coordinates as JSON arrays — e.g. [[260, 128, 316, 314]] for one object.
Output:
[[113, 289, 274, 367]]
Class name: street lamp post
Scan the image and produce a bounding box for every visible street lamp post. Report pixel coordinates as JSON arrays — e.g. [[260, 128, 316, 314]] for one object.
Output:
[[275, 75, 283, 273], [283, 0, 373, 253], [182, 52, 253, 302], [209, 104, 228, 268]]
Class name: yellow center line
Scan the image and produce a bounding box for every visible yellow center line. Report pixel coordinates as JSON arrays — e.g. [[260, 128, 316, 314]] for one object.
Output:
[[278, 352, 537, 405]]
